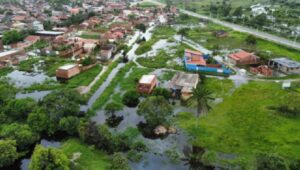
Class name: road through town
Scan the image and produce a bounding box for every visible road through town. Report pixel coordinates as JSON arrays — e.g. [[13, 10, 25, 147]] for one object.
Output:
[[146, 0, 300, 51]]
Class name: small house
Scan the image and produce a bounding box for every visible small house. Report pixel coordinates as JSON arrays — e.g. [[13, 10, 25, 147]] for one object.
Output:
[[137, 75, 157, 94], [268, 58, 300, 75], [214, 30, 229, 38], [169, 72, 199, 100], [99, 44, 116, 61], [228, 50, 260, 65], [56, 64, 80, 79]]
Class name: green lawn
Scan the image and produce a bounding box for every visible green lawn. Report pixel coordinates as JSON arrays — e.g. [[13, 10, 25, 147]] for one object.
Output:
[[138, 1, 159, 8], [176, 81, 300, 168], [0, 67, 13, 77], [204, 77, 234, 98], [61, 139, 110, 170]]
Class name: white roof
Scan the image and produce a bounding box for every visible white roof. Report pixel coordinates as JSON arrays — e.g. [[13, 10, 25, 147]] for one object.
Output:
[[36, 31, 64, 35], [0, 50, 19, 58], [139, 75, 156, 84], [59, 64, 77, 70]]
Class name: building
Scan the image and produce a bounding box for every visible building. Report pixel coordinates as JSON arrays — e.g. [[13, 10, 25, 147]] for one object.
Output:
[[184, 49, 231, 75], [214, 30, 229, 38], [169, 72, 199, 100], [228, 50, 260, 65], [99, 44, 116, 61], [137, 75, 157, 94], [56, 64, 80, 79], [268, 58, 300, 74]]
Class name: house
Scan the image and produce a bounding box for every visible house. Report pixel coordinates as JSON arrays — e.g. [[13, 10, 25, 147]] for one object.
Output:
[[169, 72, 199, 100], [137, 75, 157, 94], [99, 44, 116, 61], [69, 8, 81, 15], [184, 49, 231, 75], [35, 31, 64, 40], [214, 30, 229, 38], [56, 64, 81, 79], [268, 58, 300, 75], [0, 49, 22, 67], [24, 35, 40, 44], [228, 50, 260, 65]]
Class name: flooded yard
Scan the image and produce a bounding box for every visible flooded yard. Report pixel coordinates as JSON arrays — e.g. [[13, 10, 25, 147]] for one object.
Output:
[[6, 70, 55, 88]]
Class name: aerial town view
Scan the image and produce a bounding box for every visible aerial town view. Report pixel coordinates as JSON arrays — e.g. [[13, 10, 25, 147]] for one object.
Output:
[[0, 0, 300, 169]]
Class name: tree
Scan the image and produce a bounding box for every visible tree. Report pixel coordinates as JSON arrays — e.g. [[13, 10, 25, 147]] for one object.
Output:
[[0, 80, 17, 106], [27, 108, 48, 133], [137, 96, 173, 127], [178, 28, 189, 42], [152, 87, 171, 100], [43, 20, 53, 30], [42, 89, 82, 134], [246, 35, 257, 45], [104, 102, 123, 117], [59, 116, 80, 135], [109, 153, 130, 170], [29, 145, 70, 170], [0, 123, 40, 150], [122, 90, 140, 107], [2, 30, 25, 45], [0, 140, 18, 168], [232, 6, 243, 17], [4, 98, 37, 121], [135, 23, 147, 33], [189, 84, 214, 118]]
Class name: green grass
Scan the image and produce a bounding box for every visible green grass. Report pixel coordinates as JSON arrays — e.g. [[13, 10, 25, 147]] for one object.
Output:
[[80, 32, 101, 40], [204, 77, 234, 98], [138, 1, 159, 8], [18, 57, 40, 72], [176, 81, 300, 168], [25, 40, 49, 52], [185, 23, 300, 61], [61, 139, 110, 170], [92, 62, 135, 110], [135, 26, 177, 55], [119, 67, 153, 91], [0, 67, 13, 77]]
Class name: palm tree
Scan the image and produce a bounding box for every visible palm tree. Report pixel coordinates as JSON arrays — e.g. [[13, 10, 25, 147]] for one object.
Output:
[[189, 83, 214, 118]]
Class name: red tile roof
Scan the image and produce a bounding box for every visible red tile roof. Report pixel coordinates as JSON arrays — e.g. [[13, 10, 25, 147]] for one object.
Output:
[[185, 49, 206, 66], [229, 50, 253, 61]]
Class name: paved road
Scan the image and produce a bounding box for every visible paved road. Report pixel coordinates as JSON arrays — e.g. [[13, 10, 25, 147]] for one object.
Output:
[[146, 0, 300, 51]]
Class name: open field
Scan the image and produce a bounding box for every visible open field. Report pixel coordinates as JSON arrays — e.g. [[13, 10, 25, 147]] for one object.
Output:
[[176, 81, 300, 168], [61, 139, 110, 170], [185, 22, 300, 61]]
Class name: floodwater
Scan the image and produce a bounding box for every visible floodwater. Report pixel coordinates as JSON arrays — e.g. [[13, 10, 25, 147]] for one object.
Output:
[[81, 63, 126, 111], [16, 90, 51, 101], [6, 70, 54, 88]]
